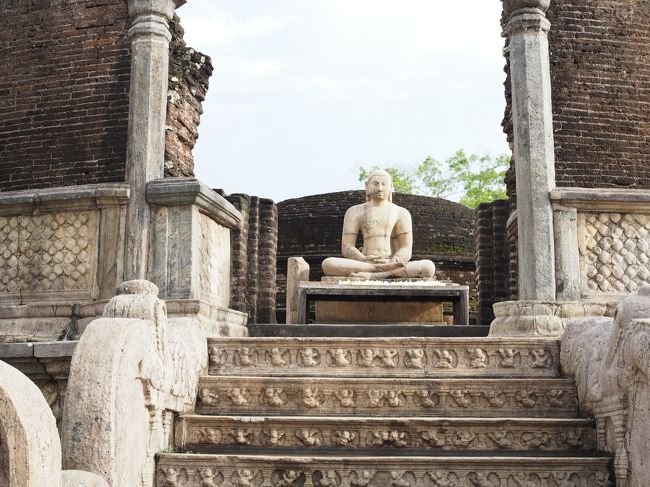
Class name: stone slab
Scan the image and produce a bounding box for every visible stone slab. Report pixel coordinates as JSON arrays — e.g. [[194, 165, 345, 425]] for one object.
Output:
[[146, 177, 242, 229], [298, 283, 469, 326], [33, 341, 77, 358], [207, 337, 561, 378], [176, 415, 597, 453], [315, 300, 444, 324], [196, 376, 579, 417], [248, 324, 491, 338], [156, 454, 613, 487]]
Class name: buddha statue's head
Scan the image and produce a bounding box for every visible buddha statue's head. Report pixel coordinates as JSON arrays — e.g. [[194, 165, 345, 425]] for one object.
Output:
[[365, 169, 393, 202]]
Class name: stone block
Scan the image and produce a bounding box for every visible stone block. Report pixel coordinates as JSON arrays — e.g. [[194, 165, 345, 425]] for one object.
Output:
[[147, 178, 247, 336], [298, 282, 469, 326]]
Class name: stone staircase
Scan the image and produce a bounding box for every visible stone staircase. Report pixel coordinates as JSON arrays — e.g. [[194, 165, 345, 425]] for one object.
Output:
[[156, 333, 613, 486]]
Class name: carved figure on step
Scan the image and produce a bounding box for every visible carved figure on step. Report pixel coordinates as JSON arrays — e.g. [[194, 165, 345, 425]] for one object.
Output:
[[335, 389, 355, 407], [300, 348, 319, 367], [302, 387, 321, 408], [322, 169, 435, 279], [349, 470, 373, 487], [234, 469, 256, 487]]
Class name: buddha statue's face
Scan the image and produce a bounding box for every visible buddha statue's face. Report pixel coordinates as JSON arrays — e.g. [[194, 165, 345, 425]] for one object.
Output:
[[365, 170, 393, 202]]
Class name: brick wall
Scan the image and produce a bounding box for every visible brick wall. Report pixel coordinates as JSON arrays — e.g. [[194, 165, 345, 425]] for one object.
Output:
[[548, 0, 650, 189], [0, 0, 131, 191], [503, 0, 650, 193], [226, 193, 278, 324], [277, 191, 477, 322], [165, 14, 213, 178]]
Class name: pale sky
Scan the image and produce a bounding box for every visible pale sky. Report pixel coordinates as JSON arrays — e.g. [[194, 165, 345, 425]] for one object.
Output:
[[178, 1, 509, 202]]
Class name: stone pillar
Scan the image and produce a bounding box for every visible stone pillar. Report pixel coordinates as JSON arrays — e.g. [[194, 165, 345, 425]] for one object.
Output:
[[490, 0, 577, 336], [124, 0, 185, 280], [553, 205, 580, 301], [505, 0, 556, 302]]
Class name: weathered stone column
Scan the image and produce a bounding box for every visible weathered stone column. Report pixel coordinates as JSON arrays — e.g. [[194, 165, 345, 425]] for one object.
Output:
[[505, 0, 556, 301], [491, 0, 574, 336], [124, 0, 185, 280]]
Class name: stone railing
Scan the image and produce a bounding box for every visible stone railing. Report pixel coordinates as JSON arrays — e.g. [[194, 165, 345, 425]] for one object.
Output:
[[552, 188, 650, 307], [561, 285, 650, 487], [0, 184, 129, 341], [0, 177, 248, 343]]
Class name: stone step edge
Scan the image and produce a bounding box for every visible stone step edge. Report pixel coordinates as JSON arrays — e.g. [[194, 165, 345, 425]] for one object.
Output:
[[158, 453, 612, 464], [157, 454, 612, 487], [208, 337, 560, 344], [179, 414, 595, 424], [199, 376, 575, 384]]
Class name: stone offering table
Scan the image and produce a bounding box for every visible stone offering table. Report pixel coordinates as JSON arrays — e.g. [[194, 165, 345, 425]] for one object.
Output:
[[297, 282, 469, 326]]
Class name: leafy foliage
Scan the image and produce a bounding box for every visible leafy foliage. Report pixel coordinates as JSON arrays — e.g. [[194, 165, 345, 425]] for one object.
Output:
[[358, 150, 510, 208]]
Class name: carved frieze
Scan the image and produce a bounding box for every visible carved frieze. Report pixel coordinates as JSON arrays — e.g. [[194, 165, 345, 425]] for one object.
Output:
[[155, 458, 613, 487], [207, 339, 560, 378], [0, 212, 96, 295], [580, 212, 650, 295], [195, 377, 578, 417]]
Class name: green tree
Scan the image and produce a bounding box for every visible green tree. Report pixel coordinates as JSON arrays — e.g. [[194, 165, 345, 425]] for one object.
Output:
[[358, 150, 509, 208]]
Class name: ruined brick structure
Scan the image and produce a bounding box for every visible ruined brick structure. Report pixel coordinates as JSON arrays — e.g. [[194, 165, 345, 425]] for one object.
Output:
[[165, 14, 213, 178], [476, 0, 650, 314], [225, 193, 278, 324], [277, 191, 476, 322]]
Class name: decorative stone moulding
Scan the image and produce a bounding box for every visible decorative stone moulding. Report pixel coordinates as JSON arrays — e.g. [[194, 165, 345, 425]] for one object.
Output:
[[146, 177, 248, 337], [176, 415, 597, 453], [207, 337, 561, 378], [0, 184, 129, 342], [503, 0, 551, 14], [490, 300, 603, 336], [156, 454, 612, 487]]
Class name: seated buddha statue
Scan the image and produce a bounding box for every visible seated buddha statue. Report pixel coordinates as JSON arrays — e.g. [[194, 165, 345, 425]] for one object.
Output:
[[322, 169, 436, 280]]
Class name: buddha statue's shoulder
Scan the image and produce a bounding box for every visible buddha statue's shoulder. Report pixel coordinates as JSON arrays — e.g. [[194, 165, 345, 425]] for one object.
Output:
[[391, 202, 411, 218], [344, 203, 368, 216]]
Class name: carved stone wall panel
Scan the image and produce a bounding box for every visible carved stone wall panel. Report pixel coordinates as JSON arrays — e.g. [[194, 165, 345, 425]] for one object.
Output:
[[207, 338, 561, 378], [579, 212, 650, 296], [195, 376, 579, 418], [0, 211, 97, 301], [196, 212, 230, 309], [156, 454, 613, 487], [176, 416, 596, 453]]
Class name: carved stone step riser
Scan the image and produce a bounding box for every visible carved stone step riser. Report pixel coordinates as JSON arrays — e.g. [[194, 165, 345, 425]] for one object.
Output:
[[196, 377, 579, 418], [208, 338, 560, 378], [156, 454, 613, 487], [176, 416, 597, 452]]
